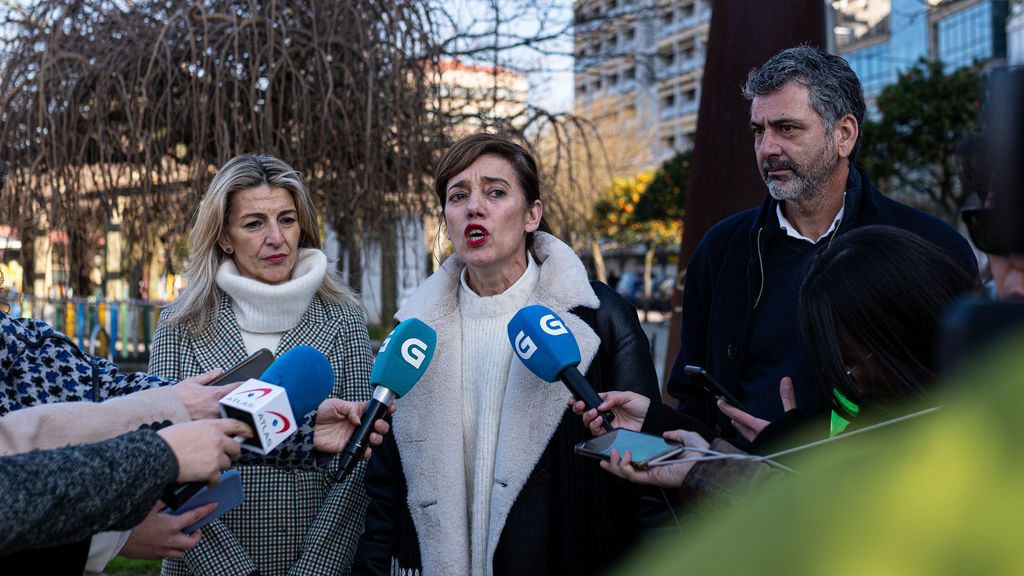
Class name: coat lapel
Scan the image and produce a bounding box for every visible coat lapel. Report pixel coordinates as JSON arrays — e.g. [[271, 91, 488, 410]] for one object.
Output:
[[277, 295, 342, 358], [392, 233, 601, 576], [191, 294, 249, 372], [393, 265, 471, 576]]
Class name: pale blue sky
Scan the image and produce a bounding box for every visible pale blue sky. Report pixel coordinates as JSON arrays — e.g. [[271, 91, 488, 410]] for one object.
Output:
[[437, 0, 575, 113]]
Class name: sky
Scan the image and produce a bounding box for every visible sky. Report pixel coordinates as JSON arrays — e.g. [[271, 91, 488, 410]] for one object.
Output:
[[437, 0, 576, 113]]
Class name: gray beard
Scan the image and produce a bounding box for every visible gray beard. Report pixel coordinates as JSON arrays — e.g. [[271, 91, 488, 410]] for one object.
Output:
[[763, 141, 839, 206]]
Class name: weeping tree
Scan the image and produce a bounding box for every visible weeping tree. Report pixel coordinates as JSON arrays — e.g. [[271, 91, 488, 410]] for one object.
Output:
[[1, 0, 610, 316], [0, 0, 443, 300]]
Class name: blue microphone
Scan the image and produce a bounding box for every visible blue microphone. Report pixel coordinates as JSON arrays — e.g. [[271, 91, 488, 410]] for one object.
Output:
[[219, 345, 335, 454], [260, 345, 335, 416], [508, 305, 614, 432], [336, 318, 437, 481]]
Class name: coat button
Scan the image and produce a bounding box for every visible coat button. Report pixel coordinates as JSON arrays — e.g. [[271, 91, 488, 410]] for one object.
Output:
[[533, 468, 551, 485], [727, 344, 738, 360]]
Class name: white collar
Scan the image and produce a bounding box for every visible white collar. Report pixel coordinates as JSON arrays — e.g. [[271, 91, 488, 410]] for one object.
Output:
[[215, 248, 326, 333], [776, 193, 845, 244], [396, 232, 600, 324]]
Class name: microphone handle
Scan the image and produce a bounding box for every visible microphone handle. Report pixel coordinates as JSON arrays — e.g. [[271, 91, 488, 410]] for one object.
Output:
[[336, 387, 395, 482], [560, 368, 614, 433]]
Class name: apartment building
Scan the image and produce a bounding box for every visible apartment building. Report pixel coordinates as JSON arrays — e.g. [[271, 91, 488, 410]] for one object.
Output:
[[574, 0, 711, 165]]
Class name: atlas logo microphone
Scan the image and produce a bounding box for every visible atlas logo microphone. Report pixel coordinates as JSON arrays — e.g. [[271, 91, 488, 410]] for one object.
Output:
[[508, 305, 615, 432], [336, 318, 437, 481], [219, 345, 334, 454], [164, 346, 334, 510]]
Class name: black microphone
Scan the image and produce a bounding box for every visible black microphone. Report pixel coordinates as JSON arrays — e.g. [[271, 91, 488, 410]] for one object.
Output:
[[336, 319, 437, 481]]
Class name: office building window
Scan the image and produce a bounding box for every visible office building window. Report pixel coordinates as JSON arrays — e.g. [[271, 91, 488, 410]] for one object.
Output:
[[937, 0, 1006, 71], [845, 42, 891, 99]]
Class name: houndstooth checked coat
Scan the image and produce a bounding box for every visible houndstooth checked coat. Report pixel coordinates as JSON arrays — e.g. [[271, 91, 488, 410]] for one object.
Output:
[[152, 291, 373, 576]]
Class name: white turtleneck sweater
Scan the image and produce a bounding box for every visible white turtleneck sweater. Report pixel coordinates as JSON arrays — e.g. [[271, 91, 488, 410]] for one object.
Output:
[[458, 252, 539, 576], [215, 248, 327, 355]]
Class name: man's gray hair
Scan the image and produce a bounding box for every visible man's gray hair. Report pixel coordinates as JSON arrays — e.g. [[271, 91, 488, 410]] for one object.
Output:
[[742, 46, 866, 162]]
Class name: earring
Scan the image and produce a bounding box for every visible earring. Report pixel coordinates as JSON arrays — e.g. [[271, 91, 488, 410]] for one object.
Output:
[[223, 245, 233, 255]]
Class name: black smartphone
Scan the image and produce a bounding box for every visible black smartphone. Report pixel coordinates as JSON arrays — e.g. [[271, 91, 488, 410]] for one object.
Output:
[[683, 365, 747, 411], [207, 349, 275, 386], [574, 429, 685, 470]]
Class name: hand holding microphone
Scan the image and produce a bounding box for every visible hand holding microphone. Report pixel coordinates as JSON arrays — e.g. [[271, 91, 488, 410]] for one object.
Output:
[[219, 345, 334, 454], [336, 318, 437, 482], [163, 346, 334, 509], [313, 398, 395, 455], [157, 419, 253, 484], [508, 305, 615, 433]]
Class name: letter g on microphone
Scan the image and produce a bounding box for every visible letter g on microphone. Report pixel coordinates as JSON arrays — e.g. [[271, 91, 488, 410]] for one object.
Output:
[[401, 338, 428, 369], [539, 314, 568, 336], [514, 331, 537, 359]]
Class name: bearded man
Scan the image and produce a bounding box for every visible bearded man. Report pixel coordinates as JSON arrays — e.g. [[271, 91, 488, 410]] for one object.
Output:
[[666, 46, 978, 446]]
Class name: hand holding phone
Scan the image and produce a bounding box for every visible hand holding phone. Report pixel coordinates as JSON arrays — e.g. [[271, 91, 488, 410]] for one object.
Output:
[[166, 469, 244, 534], [597, 429, 709, 488], [207, 349, 275, 386], [574, 428, 686, 470], [683, 365, 746, 411]]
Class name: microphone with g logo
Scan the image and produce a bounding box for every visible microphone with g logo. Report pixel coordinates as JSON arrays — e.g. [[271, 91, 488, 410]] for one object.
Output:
[[336, 318, 437, 481], [508, 305, 614, 432]]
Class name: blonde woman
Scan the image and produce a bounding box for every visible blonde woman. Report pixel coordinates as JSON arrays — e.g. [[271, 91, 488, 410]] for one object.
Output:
[[152, 154, 373, 576]]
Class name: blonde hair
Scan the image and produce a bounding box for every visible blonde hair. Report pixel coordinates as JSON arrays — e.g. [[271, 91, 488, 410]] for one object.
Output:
[[164, 154, 358, 331]]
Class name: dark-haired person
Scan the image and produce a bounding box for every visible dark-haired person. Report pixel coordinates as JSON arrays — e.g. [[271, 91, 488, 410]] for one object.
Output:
[[578, 226, 978, 502], [958, 135, 1024, 301], [668, 46, 978, 446], [353, 133, 661, 576]]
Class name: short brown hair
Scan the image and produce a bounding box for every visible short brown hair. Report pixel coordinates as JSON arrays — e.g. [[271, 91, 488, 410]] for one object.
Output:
[[434, 133, 551, 247]]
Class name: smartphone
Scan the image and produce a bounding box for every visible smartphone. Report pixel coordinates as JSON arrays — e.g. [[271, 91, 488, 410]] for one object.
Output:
[[166, 469, 244, 534], [683, 365, 747, 411], [574, 429, 685, 470], [207, 349, 275, 386]]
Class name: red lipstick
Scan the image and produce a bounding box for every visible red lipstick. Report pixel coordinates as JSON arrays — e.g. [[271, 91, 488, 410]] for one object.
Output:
[[465, 224, 489, 247]]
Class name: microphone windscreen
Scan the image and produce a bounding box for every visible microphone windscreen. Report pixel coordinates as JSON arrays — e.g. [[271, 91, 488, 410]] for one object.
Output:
[[507, 305, 581, 382], [371, 318, 437, 397], [259, 345, 334, 416]]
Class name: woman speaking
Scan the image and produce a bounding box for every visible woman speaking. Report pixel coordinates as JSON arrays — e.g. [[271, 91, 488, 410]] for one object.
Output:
[[354, 133, 661, 575]]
